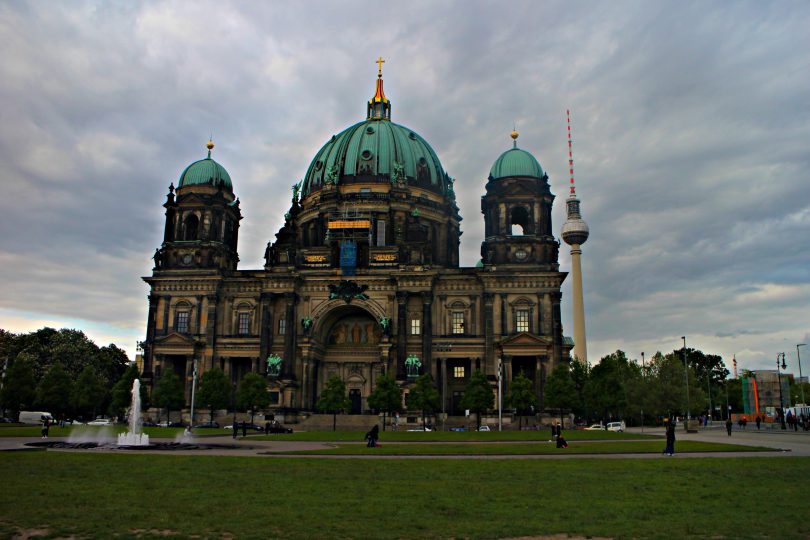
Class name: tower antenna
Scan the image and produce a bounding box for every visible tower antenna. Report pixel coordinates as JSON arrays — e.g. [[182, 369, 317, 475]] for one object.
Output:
[[567, 109, 576, 196]]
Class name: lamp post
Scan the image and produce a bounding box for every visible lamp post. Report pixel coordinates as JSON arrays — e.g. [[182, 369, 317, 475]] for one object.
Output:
[[640, 352, 645, 432], [682, 336, 691, 422], [188, 357, 199, 433], [777, 353, 787, 430], [497, 358, 503, 432], [798, 344, 806, 405]]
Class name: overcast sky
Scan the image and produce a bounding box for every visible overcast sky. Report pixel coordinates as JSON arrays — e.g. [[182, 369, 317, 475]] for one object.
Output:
[[1, 1, 808, 375]]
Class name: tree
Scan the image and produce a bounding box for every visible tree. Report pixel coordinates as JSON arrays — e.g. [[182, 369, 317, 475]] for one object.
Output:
[[71, 365, 106, 420], [367, 374, 402, 431], [584, 351, 629, 423], [460, 370, 494, 429], [505, 372, 538, 428], [109, 364, 148, 419], [152, 370, 185, 424], [407, 373, 440, 429], [35, 363, 73, 420], [544, 363, 577, 425], [570, 359, 589, 417], [197, 367, 231, 423], [0, 358, 36, 420], [317, 375, 350, 431], [236, 372, 270, 423]]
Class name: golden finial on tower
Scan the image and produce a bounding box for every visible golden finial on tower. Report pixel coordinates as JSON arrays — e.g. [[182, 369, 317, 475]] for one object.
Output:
[[206, 138, 214, 158], [376, 56, 385, 78], [510, 127, 519, 147]]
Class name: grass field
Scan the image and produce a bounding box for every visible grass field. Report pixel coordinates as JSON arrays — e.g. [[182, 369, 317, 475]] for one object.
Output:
[[278, 440, 773, 455], [0, 452, 808, 539]]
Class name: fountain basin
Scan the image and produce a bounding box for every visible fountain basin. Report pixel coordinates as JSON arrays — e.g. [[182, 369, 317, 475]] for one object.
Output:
[[117, 432, 150, 446]]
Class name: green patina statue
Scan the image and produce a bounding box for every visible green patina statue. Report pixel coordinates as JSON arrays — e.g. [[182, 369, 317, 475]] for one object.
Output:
[[405, 354, 421, 378], [266, 354, 283, 377], [379, 316, 391, 332]]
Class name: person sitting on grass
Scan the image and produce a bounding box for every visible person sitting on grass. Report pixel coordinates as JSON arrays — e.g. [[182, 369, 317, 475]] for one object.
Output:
[[556, 434, 568, 448]]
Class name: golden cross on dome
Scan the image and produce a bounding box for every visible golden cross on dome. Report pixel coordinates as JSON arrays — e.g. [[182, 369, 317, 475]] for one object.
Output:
[[376, 56, 385, 78]]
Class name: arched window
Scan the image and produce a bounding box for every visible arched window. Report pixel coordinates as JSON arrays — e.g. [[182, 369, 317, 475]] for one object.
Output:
[[184, 214, 199, 241], [510, 206, 530, 236]]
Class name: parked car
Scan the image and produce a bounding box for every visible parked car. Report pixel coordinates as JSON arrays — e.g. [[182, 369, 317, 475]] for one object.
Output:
[[0, 417, 13, 423], [478, 425, 492, 432], [224, 423, 265, 432], [265, 423, 293, 434], [86, 418, 113, 426], [406, 427, 432, 432], [584, 423, 604, 430], [449, 426, 467, 432], [193, 421, 220, 429], [157, 421, 184, 428], [141, 420, 157, 427], [606, 421, 626, 432]]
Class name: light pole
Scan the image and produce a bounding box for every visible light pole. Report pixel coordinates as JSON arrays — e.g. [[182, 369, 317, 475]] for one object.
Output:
[[798, 344, 806, 405], [497, 358, 503, 432], [189, 357, 199, 433], [640, 352, 645, 432], [707, 363, 713, 423], [777, 353, 787, 430], [682, 336, 691, 423]]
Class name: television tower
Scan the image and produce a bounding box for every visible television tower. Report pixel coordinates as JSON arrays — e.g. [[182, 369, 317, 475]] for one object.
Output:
[[561, 110, 590, 365]]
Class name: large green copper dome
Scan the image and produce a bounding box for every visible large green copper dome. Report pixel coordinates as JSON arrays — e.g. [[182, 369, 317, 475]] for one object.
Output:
[[178, 143, 232, 190], [489, 147, 545, 180], [301, 119, 449, 197]]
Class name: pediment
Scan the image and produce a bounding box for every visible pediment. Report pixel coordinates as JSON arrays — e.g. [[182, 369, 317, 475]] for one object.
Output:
[[499, 332, 551, 354], [154, 332, 196, 346]]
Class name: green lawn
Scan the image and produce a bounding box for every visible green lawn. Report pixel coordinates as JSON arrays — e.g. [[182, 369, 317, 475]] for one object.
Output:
[[0, 453, 808, 539], [279, 440, 774, 455]]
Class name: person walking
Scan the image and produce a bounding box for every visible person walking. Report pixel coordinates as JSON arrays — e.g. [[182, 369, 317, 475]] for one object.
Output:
[[41, 416, 50, 439], [726, 417, 733, 436], [755, 416, 761, 430], [555, 422, 562, 441], [663, 419, 675, 455], [365, 424, 379, 448], [241, 421, 247, 438], [232, 421, 238, 439]]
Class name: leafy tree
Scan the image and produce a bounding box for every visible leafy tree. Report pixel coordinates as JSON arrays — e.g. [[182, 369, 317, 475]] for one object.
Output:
[[789, 380, 810, 408], [460, 370, 494, 429], [152, 370, 185, 424], [724, 377, 743, 416], [584, 351, 629, 423], [648, 351, 705, 421], [236, 372, 270, 423], [0, 358, 36, 420], [407, 373, 440, 429], [505, 372, 538, 428], [569, 359, 589, 418], [544, 363, 577, 425], [71, 365, 106, 420], [317, 375, 350, 431], [35, 363, 73, 420], [109, 364, 148, 419], [197, 367, 231, 423], [367, 374, 402, 431]]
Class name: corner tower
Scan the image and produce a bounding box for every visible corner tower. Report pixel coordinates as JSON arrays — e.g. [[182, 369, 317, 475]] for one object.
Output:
[[480, 131, 559, 268], [560, 111, 590, 365]]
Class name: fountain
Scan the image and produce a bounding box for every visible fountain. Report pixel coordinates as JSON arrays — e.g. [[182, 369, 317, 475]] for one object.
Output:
[[117, 379, 150, 446]]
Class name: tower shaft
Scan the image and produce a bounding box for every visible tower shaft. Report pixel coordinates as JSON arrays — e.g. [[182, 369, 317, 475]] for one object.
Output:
[[569, 244, 587, 364]]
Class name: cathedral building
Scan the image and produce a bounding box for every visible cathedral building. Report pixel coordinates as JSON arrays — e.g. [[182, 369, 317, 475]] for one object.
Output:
[[141, 63, 572, 417]]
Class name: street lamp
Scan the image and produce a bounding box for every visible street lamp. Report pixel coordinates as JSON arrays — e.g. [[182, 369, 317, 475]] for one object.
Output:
[[777, 352, 787, 430], [640, 352, 645, 432], [798, 344, 807, 405], [682, 336, 691, 422]]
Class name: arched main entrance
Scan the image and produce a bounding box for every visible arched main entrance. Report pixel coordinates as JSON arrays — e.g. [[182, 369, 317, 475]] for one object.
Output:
[[310, 305, 390, 413]]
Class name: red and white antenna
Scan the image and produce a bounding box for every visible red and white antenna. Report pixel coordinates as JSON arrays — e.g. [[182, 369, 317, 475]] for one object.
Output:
[[567, 109, 576, 196]]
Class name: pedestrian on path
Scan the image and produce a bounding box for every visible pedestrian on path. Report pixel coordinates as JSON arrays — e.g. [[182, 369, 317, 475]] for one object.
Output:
[[233, 421, 238, 439], [726, 417, 733, 436], [365, 424, 379, 448], [40, 416, 50, 439], [756, 416, 761, 430], [663, 419, 675, 455], [241, 422, 247, 437]]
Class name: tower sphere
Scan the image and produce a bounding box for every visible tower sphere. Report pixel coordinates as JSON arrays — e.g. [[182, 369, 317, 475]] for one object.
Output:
[[561, 216, 589, 246]]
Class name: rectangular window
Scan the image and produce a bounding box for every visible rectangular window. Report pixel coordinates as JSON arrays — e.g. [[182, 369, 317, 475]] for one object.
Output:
[[451, 312, 465, 334], [454, 366, 465, 378], [238, 313, 251, 336], [377, 220, 386, 246], [516, 309, 530, 333], [278, 319, 286, 335], [411, 318, 421, 335], [175, 311, 189, 334]]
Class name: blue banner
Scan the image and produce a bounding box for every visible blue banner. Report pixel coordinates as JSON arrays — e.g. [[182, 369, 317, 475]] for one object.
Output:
[[340, 240, 357, 276]]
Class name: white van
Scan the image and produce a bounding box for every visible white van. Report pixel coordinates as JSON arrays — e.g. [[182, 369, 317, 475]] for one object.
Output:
[[18, 411, 53, 425], [606, 421, 626, 432]]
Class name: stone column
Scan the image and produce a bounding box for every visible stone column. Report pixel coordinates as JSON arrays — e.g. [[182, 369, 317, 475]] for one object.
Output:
[[500, 293, 508, 337], [396, 291, 408, 380], [259, 292, 275, 374], [421, 293, 433, 376], [145, 294, 159, 375], [283, 293, 297, 379], [551, 292, 563, 366], [205, 294, 219, 370], [483, 293, 494, 373]]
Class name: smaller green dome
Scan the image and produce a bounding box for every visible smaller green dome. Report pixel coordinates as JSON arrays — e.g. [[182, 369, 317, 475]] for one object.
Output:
[[489, 147, 544, 180], [178, 147, 232, 190]]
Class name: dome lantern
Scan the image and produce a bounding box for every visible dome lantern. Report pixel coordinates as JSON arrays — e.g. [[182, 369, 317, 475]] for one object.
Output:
[[367, 56, 391, 120], [177, 140, 233, 191]]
